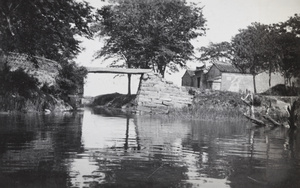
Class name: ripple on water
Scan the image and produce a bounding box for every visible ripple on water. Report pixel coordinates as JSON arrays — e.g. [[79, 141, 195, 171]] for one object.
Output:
[[0, 110, 299, 188]]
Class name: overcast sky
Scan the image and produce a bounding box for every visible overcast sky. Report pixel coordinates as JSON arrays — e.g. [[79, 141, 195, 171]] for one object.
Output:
[[77, 0, 300, 65], [78, 0, 300, 96]]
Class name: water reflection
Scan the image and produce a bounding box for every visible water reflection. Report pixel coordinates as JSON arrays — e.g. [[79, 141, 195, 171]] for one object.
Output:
[[0, 112, 83, 188], [0, 109, 299, 188]]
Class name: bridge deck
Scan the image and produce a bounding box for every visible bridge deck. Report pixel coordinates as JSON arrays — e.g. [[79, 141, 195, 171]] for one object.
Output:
[[86, 67, 152, 74]]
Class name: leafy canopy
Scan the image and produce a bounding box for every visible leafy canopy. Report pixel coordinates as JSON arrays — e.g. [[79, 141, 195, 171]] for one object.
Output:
[[94, 0, 206, 77], [271, 14, 300, 83], [197, 42, 233, 63], [0, 0, 94, 61], [231, 23, 275, 75], [198, 14, 300, 92]]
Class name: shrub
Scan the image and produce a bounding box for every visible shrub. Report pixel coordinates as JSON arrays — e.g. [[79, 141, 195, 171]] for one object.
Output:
[[56, 61, 87, 99], [0, 65, 39, 98]]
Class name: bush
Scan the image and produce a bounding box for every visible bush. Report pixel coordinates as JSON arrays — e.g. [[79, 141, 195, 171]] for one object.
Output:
[[261, 84, 300, 96], [56, 61, 87, 99], [0, 66, 39, 98]]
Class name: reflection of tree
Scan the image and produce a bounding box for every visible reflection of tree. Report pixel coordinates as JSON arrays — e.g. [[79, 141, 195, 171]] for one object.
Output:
[[92, 107, 132, 117], [181, 119, 250, 179], [0, 113, 84, 188], [179, 119, 299, 187], [229, 126, 300, 188]]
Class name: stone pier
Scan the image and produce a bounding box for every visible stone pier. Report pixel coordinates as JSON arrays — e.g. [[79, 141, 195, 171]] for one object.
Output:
[[135, 72, 193, 114]]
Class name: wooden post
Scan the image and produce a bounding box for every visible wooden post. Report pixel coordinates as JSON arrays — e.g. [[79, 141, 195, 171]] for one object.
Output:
[[127, 73, 131, 95]]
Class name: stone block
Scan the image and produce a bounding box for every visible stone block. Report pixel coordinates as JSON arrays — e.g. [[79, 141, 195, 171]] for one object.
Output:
[[160, 97, 171, 102], [158, 92, 169, 98], [144, 87, 160, 92], [145, 92, 160, 98], [162, 101, 173, 106], [154, 85, 166, 91], [144, 103, 161, 108], [138, 92, 147, 96], [143, 83, 155, 87], [150, 98, 162, 104], [153, 109, 169, 114], [136, 106, 152, 113], [138, 97, 152, 103]]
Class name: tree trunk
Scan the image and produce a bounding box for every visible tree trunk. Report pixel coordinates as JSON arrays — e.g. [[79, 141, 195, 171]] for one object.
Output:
[[253, 74, 257, 94], [160, 69, 165, 78], [127, 73, 131, 95], [269, 65, 272, 87]]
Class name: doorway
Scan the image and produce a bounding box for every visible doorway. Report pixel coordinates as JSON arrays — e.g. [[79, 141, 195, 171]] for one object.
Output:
[[197, 77, 201, 88]]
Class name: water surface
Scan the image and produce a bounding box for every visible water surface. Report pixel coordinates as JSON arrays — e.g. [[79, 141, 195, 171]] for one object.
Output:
[[0, 108, 299, 188]]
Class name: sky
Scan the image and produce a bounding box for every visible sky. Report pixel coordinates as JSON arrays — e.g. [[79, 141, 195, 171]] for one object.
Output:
[[77, 0, 300, 96]]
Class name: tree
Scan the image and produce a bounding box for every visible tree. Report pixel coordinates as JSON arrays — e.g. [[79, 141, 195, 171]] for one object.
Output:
[[272, 14, 300, 86], [0, 0, 94, 62], [231, 23, 278, 93], [94, 0, 206, 77], [197, 41, 233, 63], [0, 0, 94, 109]]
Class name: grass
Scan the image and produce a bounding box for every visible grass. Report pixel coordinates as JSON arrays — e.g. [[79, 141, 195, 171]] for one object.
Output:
[[169, 103, 245, 121], [169, 90, 247, 120]]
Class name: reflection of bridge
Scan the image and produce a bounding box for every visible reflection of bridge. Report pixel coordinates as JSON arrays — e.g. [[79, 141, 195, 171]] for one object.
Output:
[[86, 67, 152, 94]]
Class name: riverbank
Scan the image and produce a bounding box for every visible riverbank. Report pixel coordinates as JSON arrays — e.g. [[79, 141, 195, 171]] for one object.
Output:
[[88, 88, 299, 126], [87, 90, 247, 120], [0, 94, 73, 113], [0, 53, 86, 113]]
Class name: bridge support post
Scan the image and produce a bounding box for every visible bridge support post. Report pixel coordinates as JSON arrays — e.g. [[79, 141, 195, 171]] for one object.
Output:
[[127, 73, 131, 95]]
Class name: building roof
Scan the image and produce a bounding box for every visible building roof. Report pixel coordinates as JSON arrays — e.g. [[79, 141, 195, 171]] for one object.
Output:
[[183, 64, 206, 77], [212, 61, 240, 73]]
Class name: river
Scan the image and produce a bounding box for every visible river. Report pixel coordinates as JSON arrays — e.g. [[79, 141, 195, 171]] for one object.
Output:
[[0, 108, 299, 188]]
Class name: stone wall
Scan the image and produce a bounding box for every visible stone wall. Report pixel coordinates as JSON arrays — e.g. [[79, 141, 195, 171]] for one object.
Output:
[[221, 73, 253, 92], [135, 72, 193, 114]]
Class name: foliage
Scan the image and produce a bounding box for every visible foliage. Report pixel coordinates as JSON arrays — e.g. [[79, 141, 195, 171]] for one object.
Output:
[[0, 65, 39, 99], [271, 14, 300, 85], [231, 23, 275, 74], [0, 0, 95, 62], [0, 0, 92, 111], [198, 14, 300, 93], [261, 84, 300, 96], [170, 90, 246, 120], [92, 93, 136, 108], [56, 61, 88, 99], [229, 23, 283, 93], [0, 65, 41, 111], [197, 41, 233, 63], [94, 0, 206, 77]]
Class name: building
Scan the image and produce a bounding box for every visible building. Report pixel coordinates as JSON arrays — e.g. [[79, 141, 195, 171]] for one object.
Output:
[[181, 65, 207, 89], [206, 61, 242, 91], [182, 61, 285, 93]]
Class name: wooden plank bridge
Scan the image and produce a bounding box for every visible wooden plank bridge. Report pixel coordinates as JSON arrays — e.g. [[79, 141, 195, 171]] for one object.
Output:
[[86, 67, 152, 95], [86, 67, 152, 74]]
